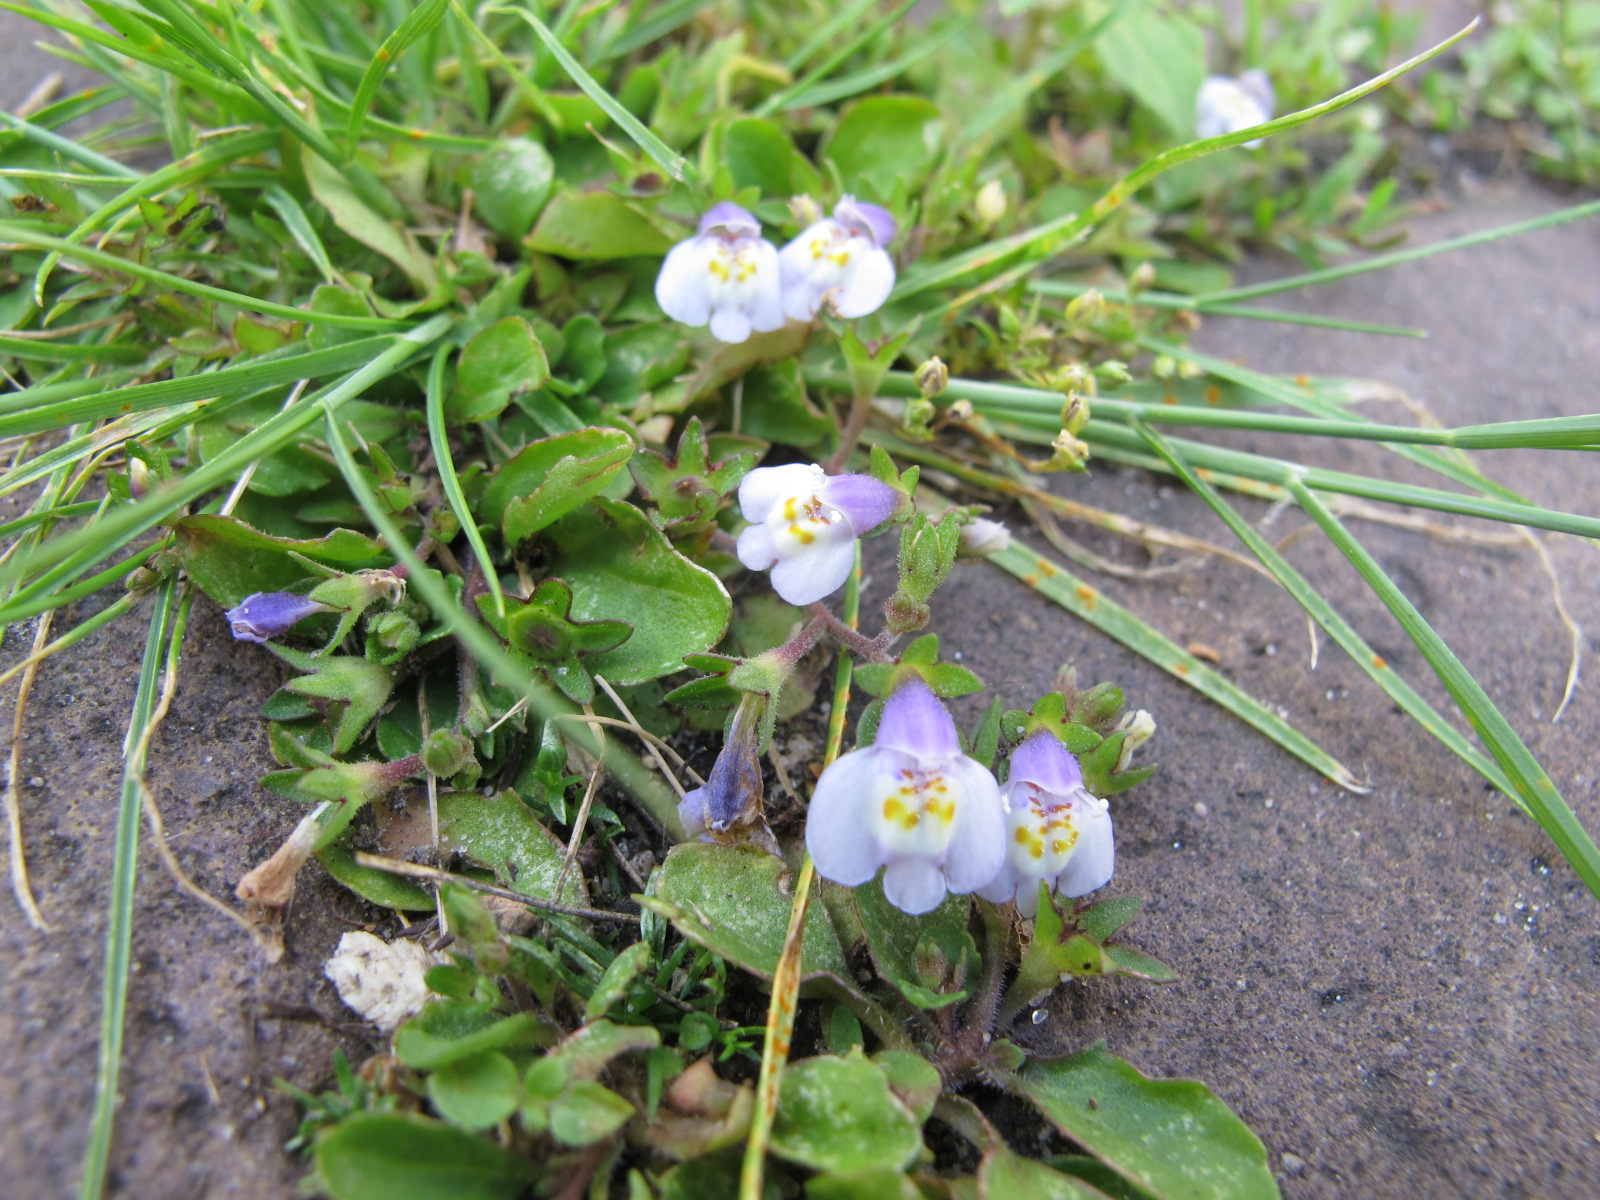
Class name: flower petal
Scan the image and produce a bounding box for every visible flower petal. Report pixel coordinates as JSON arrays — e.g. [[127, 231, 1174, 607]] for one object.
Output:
[[735, 523, 778, 571], [976, 862, 1020, 907], [820, 473, 898, 535], [831, 244, 895, 319], [709, 306, 754, 344], [747, 239, 787, 333], [1054, 795, 1114, 897], [769, 535, 856, 605], [655, 237, 715, 327], [938, 754, 1005, 893], [678, 787, 709, 839], [882, 857, 946, 914], [808, 747, 889, 886], [1007, 730, 1084, 795], [873, 677, 961, 760], [738, 463, 824, 524]]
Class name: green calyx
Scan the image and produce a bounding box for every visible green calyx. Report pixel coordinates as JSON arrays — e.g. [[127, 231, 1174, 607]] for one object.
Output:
[[853, 634, 983, 700], [477, 578, 631, 704]]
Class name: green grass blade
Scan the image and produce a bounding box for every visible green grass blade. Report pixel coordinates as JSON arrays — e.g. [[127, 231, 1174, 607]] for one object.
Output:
[[0, 108, 138, 179], [1197, 198, 1600, 305], [78, 576, 182, 1200], [1028, 280, 1426, 337], [960, 0, 1136, 144], [0, 338, 399, 438], [423, 346, 504, 618], [0, 222, 402, 329], [988, 542, 1367, 792], [319, 410, 683, 834], [492, 4, 691, 182], [1136, 339, 1523, 500], [599, 0, 710, 62], [755, 0, 923, 117], [346, 0, 448, 146], [777, 19, 967, 111], [893, 18, 1481, 302], [30, 128, 281, 304], [0, 317, 453, 618], [0, 334, 146, 365], [1136, 422, 1518, 799], [1288, 480, 1600, 898], [782, 0, 880, 72]]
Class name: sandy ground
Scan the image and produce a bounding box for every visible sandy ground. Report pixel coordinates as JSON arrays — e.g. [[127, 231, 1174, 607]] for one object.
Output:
[[4, 9, 1600, 1199]]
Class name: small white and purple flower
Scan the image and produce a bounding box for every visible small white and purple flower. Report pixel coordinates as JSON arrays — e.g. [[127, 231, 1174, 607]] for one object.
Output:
[[655, 201, 786, 344], [807, 676, 1005, 914], [1195, 70, 1274, 148], [977, 730, 1114, 916], [224, 592, 335, 643], [735, 463, 898, 606], [778, 195, 897, 322]]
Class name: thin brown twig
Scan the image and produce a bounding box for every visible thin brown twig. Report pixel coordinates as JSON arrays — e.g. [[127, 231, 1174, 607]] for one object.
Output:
[[5, 611, 55, 930], [352, 852, 640, 923]]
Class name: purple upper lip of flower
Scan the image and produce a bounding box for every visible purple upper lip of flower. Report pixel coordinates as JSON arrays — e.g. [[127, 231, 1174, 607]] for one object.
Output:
[[833, 196, 897, 246], [698, 201, 763, 240]]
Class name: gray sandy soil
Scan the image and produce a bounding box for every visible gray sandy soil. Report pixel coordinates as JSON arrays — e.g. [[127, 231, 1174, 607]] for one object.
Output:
[[3, 12, 1599, 1199]]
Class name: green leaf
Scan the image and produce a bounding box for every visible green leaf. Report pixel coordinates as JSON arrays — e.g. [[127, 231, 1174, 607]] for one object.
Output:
[[720, 116, 804, 197], [311, 1112, 537, 1200], [426, 1051, 521, 1130], [435, 789, 585, 904], [978, 1147, 1110, 1199], [854, 878, 974, 1009], [280, 654, 396, 755], [737, 361, 836, 451], [805, 1166, 925, 1200], [1103, 944, 1178, 983], [470, 137, 556, 241], [396, 1008, 555, 1070], [1015, 1044, 1279, 1200], [501, 435, 636, 545], [641, 843, 852, 986], [318, 839, 435, 910], [448, 316, 551, 424], [548, 1081, 635, 1145], [527, 190, 674, 259], [172, 516, 388, 608], [1094, 2, 1206, 138], [1076, 896, 1144, 944], [770, 1053, 922, 1174], [822, 96, 942, 196], [584, 941, 652, 1022], [302, 146, 437, 296], [541, 498, 731, 684]]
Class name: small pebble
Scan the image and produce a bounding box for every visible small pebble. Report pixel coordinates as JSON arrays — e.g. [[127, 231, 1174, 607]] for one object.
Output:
[[1031, 1009, 1047, 1025], [27, 777, 43, 788], [1193, 802, 1209, 817], [1281, 1152, 1306, 1177]]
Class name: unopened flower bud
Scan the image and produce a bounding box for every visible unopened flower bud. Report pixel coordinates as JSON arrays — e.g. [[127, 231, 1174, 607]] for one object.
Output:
[[974, 179, 1006, 225], [422, 727, 478, 780], [1178, 359, 1205, 380], [224, 592, 335, 643], [1151, 355, 1178, 380], [1114, 708, 1156, 773], [1061, 394, 1091, 436], [789, 194, 824, 227], [901, 396, 937, 440], [127, 456, 150, 500], [1129, 261, 1156, 293], [1095, 360, 1132, 386], [1064, 289, 1105, 326], [914, 356, 949, 399], [945, 399, 974, 423], [958, 518, 1011, 558]]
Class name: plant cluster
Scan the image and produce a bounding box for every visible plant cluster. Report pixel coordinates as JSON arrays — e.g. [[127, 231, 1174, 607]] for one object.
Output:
[[3, 3, 1600, 1200]]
